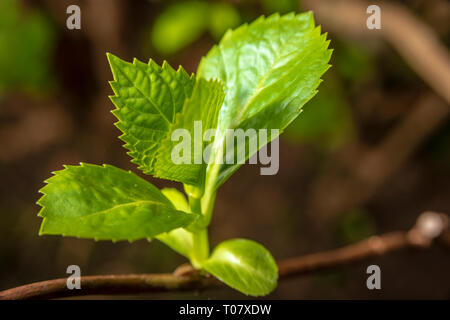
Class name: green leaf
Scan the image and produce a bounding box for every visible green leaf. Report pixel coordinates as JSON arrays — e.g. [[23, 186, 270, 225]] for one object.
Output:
[[107, 53, 195, 175], [156, 188, 195, 259], [154, 78, 225, 187], [203, 238, 278, 296], [38, 163, 198, 241], [198, 12, 332, 186], [161, 188, 190, 213]]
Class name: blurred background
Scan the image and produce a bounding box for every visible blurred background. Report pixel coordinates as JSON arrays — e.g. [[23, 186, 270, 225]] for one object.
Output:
[[0, 0, 449, 299]]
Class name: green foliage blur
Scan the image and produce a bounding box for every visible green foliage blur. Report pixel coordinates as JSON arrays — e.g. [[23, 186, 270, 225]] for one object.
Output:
[[336, 209, 376, 244], [151, 1, 241, 55], [285, 72, 355, 150], [0, 0, 56, 98]]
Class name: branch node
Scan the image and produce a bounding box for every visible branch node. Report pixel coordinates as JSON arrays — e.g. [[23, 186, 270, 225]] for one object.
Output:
[[367, 235, 389, 254], [173, 263, 198, 277]]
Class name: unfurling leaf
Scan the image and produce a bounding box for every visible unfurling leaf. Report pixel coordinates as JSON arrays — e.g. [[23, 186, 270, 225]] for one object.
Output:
[[154, 78, 225, 187], [198, 12, 332, 186], [38, 163, 198, 241], [156, 188, 195, 259], [108, 53, 225, 187], [203, 238, 278, 296], [108, 53, 195, 175]]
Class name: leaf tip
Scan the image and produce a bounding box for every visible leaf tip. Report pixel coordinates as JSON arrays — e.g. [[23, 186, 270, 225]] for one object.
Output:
[[106, 52, 118, 64]]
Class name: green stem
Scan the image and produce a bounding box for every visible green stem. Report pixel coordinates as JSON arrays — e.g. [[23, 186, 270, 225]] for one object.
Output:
[[188, 194, 209, 269], [184, 137, 224, 268], [188, 193, 202, 214], [201, 162, 220, 226], [202, 188, 217, 226], [190, 229, 209, 269]]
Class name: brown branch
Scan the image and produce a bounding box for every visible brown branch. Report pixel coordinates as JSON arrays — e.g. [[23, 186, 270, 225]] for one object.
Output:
[[0, 211, 447, 300], [279, 211, 448, 278]]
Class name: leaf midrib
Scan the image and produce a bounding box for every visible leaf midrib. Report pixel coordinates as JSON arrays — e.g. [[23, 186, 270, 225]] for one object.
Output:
[[70, 199, 168, 221]]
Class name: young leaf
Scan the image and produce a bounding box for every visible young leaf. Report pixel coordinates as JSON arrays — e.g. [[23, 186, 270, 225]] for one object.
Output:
[[161, 188, 191, 212], [198, 12, 332, 186], [154, 78, 225, 187], [203, 238, 278, 296], [156, 188, 194, 259], [107, 53, 195, 175], [38, 163, 198, 241]]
